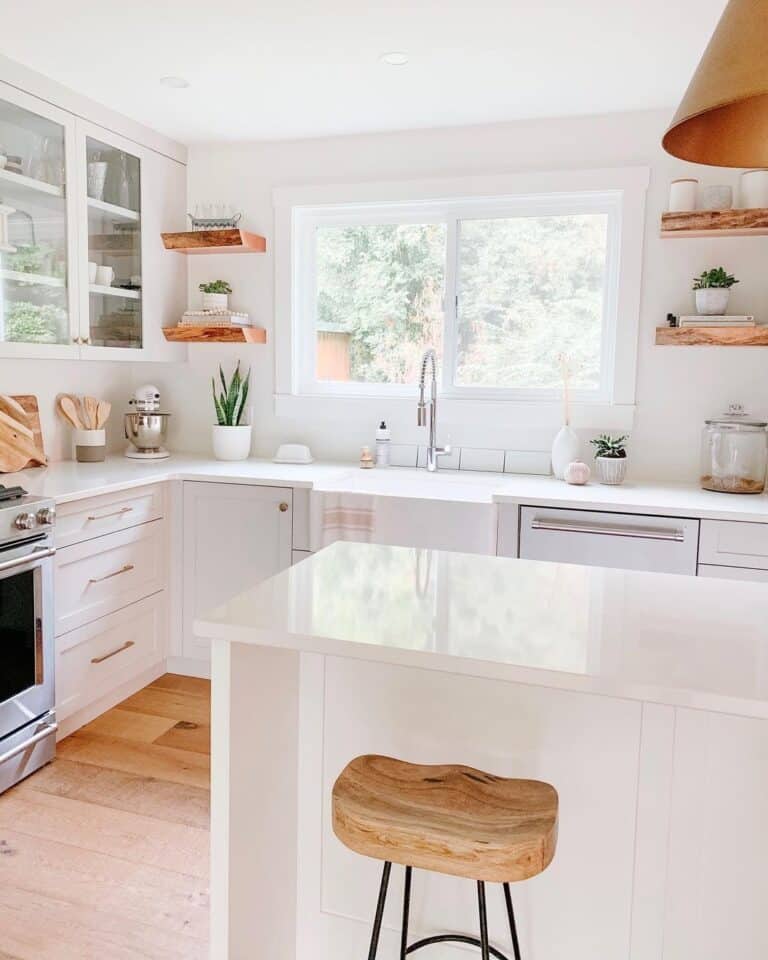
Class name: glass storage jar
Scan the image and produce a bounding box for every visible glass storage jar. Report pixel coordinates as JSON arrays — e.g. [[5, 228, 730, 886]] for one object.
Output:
[[701, 405, 768, 494]]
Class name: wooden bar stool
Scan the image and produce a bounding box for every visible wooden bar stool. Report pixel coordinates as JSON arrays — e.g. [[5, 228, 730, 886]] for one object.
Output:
[[332, 755, 558, 960]]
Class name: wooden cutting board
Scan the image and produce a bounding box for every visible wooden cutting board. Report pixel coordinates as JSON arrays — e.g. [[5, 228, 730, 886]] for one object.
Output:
[[0, 395, 47, 472]]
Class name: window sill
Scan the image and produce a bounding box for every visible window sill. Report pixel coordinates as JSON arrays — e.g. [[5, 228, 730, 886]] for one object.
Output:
[[274, 393, 636, 431]]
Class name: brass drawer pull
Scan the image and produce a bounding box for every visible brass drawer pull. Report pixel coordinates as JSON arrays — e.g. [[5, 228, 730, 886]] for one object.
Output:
[[91, 640, 135, 664], [89, 563, 135, 584], [87, 506, 133, 522], [279, 502, 289, 512]]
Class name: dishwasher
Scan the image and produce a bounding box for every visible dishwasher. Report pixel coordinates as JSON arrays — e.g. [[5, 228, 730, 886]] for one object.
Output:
[[518, 506, 700, 575]]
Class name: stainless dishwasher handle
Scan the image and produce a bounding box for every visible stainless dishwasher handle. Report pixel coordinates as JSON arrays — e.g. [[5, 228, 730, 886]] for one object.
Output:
[[530, 518, 685, 542], [0, 545, 55, 574], [0, 719, 58, 766]]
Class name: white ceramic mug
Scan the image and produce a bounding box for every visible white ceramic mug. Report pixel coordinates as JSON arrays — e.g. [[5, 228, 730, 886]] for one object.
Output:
[[95, 265, 114, 286], [88, 261, 98, 283]]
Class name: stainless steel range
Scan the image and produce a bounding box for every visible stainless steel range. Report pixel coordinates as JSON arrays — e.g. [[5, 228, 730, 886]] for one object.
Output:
[[0, 484, 56, 794]]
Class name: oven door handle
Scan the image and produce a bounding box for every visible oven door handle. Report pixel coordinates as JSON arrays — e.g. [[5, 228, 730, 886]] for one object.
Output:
[[0, 545, 55, 575], [0, 719, 58, 766]]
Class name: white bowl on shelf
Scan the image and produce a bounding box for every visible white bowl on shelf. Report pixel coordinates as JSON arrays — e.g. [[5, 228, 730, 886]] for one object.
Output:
[[273, 443, 313, 464]]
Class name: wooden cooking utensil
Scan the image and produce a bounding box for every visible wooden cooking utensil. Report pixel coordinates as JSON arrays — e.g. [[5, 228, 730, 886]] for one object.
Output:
[[95, 400, 111, 429], [83, 396, 98, 430], [57, 395, 83, 430]]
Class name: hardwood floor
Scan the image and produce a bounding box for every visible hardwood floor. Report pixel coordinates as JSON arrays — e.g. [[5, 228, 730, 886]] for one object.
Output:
[[0, 675, 211, 960]]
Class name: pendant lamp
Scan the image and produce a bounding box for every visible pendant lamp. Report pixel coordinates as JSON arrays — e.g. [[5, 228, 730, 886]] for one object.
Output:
[[662, 0, 768, 167]]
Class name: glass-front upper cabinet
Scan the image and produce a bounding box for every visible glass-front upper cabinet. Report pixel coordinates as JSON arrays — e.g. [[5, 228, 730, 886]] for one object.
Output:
[[0, 86, 76, 355], [81, 127, 142, 352]]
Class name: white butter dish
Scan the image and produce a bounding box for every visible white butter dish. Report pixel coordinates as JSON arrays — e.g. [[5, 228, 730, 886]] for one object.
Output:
[[273, 443, 314, 464]]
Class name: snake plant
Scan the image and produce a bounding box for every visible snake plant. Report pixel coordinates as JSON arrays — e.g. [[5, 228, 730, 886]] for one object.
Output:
[[212, 362, 250, 426]]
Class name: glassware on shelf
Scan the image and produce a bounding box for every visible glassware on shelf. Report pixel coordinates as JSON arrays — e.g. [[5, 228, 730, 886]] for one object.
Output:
[[700, 404, 768, 494]]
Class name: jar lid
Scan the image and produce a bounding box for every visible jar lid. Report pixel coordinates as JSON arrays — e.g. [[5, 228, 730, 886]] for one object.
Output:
[[706, 403, 767, 428]]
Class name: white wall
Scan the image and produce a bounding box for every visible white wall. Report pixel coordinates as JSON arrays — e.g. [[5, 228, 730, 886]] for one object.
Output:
[[178, 108, 768, 482]]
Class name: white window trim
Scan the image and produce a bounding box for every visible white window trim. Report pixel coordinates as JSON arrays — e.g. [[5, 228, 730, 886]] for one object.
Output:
[[273, 166, 649, 429]]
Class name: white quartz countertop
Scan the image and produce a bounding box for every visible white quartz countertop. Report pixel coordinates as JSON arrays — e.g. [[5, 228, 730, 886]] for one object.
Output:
[[6, 454, 768, 522], [196, 541, 768, 719]]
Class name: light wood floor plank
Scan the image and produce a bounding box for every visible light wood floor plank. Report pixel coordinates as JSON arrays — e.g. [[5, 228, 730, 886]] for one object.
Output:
[[21, 757, 210, 829], [0, 789, 208, 878], [0, 674, 212, 959], [154, 721, 211, 755], [59, 732, 210, 789], [78, 708, 177, 744]]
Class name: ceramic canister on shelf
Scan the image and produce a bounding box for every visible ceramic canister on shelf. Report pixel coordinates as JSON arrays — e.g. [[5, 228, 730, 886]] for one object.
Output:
[[668, 178, 698, 212], [739, 170, 768, 209], [700, 184, 733, 210], [74, 428, 106, 463]]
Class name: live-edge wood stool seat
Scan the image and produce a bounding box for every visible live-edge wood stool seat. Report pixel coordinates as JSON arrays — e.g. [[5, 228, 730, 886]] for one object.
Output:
[[332, 755, 558, 960]]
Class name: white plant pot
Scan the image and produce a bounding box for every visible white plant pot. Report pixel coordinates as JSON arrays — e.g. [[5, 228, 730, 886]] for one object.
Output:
[[551, 425, 580, 480], [596, 456, 628, 485], [695, 288, 730, 316], [212, 424, 252, 461], [203, 292, 228, 312]]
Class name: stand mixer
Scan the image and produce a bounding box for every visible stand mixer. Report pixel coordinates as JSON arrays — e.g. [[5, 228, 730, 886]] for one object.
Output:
[[124, 385, 171, 460]]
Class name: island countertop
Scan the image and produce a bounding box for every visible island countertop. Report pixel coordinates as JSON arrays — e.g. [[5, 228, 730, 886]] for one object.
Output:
[[196, 541, 768, 719]]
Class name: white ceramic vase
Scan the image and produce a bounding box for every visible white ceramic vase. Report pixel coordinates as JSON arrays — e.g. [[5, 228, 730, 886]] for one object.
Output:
[[212, 424, 252, 461], [695, 288, 730, 316], [551, 425, 580, 480], [596, 456, 628, 485], [203, 292, 228, 312]]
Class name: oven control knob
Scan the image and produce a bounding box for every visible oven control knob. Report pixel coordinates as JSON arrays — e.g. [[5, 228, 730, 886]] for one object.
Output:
[[14, 512, 37, 530], [36, 507, 56, 526]]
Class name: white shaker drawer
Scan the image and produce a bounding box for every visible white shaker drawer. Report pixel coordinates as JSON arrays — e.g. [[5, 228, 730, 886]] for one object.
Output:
[[519, 507, 699, 575], [56, 483, 164, 548], [56, 593, 166, 722], [698, 564, 768, 582], [55, 519, 166, 635], [699, 520, 768, 570]]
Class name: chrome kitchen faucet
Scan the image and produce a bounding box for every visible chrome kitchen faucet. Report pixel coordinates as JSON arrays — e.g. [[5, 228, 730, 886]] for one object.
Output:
[[417, 348, 451, 472]]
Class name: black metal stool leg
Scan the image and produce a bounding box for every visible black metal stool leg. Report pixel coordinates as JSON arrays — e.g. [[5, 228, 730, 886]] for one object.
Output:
[[400, 866, 412, 960], [477, 881, 490, 960], [503, 883, 522, 960], [367, 861, 392, 960]]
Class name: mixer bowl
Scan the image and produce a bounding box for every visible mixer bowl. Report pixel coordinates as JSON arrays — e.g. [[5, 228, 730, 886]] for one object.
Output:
[[124, 412, 170, 453]]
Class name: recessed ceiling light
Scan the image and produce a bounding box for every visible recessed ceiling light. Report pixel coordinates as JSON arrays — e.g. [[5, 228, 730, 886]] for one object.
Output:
[[379, 52, 409, 66], [160, 76, 190, 89]]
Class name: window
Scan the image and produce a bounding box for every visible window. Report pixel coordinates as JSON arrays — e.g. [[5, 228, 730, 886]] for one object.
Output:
[[278, 169, 647, 416]]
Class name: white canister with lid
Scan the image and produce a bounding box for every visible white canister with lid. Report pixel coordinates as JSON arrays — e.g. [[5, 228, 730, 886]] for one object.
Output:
[[700, 404, 768, 494], [739, 170, 768, 208], [668, 178, 698, 212]]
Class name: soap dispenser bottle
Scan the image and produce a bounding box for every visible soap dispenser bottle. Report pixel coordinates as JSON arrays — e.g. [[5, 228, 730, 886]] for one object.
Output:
[[375, 420, 391, 467]]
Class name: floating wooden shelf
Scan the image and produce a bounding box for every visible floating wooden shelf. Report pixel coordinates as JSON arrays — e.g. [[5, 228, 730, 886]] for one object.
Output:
[[161, 229, 267, 255], [656, 326, 768, 346], [162, 325, 267, 344], [661, 208, 768, 238]]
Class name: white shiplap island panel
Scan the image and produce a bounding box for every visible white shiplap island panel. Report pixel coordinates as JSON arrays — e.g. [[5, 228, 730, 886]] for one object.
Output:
[[199, 543, 768, 960]]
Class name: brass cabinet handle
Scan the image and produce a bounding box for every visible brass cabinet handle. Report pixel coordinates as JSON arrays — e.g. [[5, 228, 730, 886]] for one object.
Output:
[[87, 506, 133, 522], [91, 640, 135, 664], [279, 502, 289, 512], [89, 563, 135, 584]]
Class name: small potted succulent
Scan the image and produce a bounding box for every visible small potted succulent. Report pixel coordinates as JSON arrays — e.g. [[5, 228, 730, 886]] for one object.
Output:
[[590, 434, 628, 485], [199, 279, 232, 312], [212, 362, 251, 461], [692, 267, 738, 316]]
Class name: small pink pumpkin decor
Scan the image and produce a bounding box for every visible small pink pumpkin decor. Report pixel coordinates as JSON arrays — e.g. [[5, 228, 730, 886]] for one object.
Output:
[[564, 460, 590, 485]]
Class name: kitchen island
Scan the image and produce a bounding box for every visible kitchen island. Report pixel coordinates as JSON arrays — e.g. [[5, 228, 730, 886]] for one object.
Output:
[[199, 542, 768, 960]]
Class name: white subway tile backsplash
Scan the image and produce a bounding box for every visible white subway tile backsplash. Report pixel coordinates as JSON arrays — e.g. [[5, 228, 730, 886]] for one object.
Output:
[[459, 447, 505, 473], [504, 450, 552, 476], [417, 445, 460, 470], [389, 443, 419, 468]]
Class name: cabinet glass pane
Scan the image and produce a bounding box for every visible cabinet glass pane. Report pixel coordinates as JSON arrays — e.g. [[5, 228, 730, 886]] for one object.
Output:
[[86, 136, 141, 348], [0, 98, 70, 345]]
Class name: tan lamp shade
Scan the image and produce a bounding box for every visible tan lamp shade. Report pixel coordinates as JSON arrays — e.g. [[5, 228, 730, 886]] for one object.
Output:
[[662, 0, 768, 167]]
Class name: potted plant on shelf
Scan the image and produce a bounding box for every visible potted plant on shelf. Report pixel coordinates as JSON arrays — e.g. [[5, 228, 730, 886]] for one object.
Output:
[[212, 362, 251, 461], [590, 434, 628, 485], [199, 279, 232, 312], [692, 267, 738, 316]]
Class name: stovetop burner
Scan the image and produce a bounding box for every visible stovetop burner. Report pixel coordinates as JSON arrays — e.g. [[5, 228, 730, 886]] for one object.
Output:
[[0, 485, 27, 503]]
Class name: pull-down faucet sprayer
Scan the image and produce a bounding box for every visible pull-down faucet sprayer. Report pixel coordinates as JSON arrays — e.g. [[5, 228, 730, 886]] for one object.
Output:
[[417, 348, 451, 471]]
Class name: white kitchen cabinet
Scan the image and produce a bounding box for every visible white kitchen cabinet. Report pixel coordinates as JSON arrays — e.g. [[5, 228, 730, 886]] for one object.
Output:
[[698, 564, 768, 582], [182, 482, 293, 661], [514, 506, 699, 575], [699, 518, 768, 571]]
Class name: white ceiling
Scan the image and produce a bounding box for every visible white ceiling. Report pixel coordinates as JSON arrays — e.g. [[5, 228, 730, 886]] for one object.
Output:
[[0, 0, 727, 144]]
